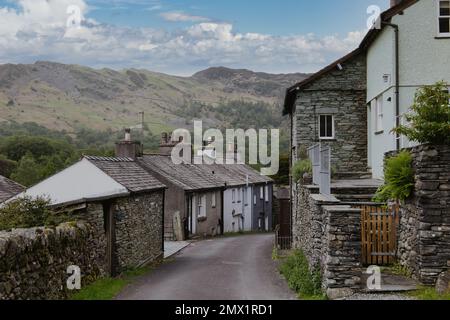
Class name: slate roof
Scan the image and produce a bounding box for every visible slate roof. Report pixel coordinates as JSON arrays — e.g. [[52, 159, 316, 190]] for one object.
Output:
[[198, 163, 273, 187], [85, 156, 166, 193], [0, 175, 25, 203], [137, 155, 224, 191]]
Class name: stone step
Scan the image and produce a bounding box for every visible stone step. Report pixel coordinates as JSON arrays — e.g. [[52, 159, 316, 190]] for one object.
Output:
[[359, 272, 419, 293], [334, 172, 373, 180], [334, 194, 376, 202]]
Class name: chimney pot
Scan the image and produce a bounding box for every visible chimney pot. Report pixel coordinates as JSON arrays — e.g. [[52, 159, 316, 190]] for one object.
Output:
[[124, 128, 131, 141]]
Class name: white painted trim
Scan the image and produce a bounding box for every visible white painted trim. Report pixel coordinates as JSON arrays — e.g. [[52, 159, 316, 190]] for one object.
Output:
[[437, 0, 450, 37], [318, 114, 335, 140]]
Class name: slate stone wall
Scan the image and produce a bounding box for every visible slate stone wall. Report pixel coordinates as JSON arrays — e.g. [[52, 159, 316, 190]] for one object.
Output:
[[114, 192, 164, 271], [0, 219, 106, 300], [293, 184, 362, 298], [292, 53, 368, 174], [396, 144, 450, 285]]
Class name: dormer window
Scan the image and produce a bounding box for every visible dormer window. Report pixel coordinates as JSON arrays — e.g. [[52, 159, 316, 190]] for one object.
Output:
[[439, 1, 450, 36]]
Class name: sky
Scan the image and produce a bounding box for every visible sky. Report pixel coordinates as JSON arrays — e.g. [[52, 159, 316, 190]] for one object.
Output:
[[0, 0, 389, 75]]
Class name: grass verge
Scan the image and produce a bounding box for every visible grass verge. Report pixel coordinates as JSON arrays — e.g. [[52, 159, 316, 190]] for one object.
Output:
[[279, 250, 327, 300], [408, 286, 450, 300], [70, 265, 155, 300]]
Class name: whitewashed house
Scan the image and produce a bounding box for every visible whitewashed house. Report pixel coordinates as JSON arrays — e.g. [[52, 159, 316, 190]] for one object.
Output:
[[363, 0, 450, 178]]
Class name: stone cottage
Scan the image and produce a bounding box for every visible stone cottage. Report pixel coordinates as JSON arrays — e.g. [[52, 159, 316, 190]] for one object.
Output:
[[198, 163, 274, 233], [0, 175, 25, 203], [10, 156, 166, 276], [283, 48, 368, 177], [137, 154, 224, 240]]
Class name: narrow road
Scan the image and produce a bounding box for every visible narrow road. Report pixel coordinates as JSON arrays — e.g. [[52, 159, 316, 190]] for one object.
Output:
[[116, 234, 297, 300]]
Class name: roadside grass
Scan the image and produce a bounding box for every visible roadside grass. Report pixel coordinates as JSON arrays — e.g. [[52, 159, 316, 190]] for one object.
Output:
[[408, 286, 450, 300], [279, 250, 327, 300], [70, 264, 157, 300]]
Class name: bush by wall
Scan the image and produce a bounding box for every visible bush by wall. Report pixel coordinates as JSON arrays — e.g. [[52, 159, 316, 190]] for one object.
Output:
[[0, 197, 74, 231], [394, 81, 450, 145], [292, 159, 312, 183], [280, 250, 323, 299], [373, 151, 414, 203]]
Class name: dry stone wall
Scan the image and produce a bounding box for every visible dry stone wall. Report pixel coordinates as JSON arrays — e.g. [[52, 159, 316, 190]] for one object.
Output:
[[396, 144, 450, 285], [0, 221, 106, 300]]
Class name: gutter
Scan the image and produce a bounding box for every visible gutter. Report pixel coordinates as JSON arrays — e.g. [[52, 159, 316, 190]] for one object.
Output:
[[382, 21, 401, 151]]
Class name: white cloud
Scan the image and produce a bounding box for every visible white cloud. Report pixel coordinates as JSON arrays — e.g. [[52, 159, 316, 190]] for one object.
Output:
[[160, 11, 210, 22], [0, 0, 367, 75]]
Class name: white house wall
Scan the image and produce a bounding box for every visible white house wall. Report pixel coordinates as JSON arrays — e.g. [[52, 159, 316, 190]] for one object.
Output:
[[367, 0, 450, 179], [223, 186, 252, 233]]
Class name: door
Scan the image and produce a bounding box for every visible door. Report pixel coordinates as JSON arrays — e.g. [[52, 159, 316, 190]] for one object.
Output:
[[360, 204, 399, 266], [103, 201, 117, 276]]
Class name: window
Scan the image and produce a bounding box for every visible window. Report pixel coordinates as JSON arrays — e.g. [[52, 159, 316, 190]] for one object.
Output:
[[198, 195, 206, 218], [439, 1, 450, 35], [211, 192, 216, 208], [237, 188, 241, 203], [254, 194, 257, 205], [244, 188, 248, 206], [260, 186, 264, 200], [375, 96, 384, 133], [264, 186, 269, 202], [319, 115, 334, 139], [232, 189, 236, 203]]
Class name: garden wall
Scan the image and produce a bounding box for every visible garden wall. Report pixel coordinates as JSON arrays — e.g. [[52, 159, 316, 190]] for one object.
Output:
[[396, 144, 450, 285], [293, 184, 363, 298], [0, 220, 106, 300]]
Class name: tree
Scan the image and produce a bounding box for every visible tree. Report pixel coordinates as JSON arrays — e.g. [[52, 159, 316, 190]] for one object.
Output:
[[10, 153, 42, 187], [394, 81, 450, 145]]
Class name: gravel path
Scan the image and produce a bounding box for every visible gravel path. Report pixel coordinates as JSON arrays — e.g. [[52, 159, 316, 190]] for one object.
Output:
[[344, 293, 417, 300]]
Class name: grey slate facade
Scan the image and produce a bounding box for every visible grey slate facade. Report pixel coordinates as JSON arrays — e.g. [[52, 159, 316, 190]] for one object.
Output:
[[285, 50, 368, 175]]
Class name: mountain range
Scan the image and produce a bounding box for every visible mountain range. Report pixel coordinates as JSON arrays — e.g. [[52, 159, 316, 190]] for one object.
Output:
[[0, 61, 308, 136]]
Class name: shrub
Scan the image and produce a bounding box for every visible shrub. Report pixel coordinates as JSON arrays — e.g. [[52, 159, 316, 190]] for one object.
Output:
[[279, 250, 323, 298], [292, 159, 312, 182], [393, 81, 450, 145], [373, 151, 414, 203], [0, 196, 72, 231]]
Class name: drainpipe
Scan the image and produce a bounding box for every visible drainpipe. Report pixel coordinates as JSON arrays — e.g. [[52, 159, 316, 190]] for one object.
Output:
[[161, 189, 165, 253], [382, 21, 401, 151]]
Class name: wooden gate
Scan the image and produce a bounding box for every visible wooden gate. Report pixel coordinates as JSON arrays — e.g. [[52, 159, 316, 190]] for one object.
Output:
[[360, 204, 400, 266]]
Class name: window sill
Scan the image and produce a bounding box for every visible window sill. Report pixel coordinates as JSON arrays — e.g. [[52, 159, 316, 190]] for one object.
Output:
[[435, 36, 450, 39], [197, 216, 207, 222], [374, 130, 384, 135], [319, 138, 336, 141]]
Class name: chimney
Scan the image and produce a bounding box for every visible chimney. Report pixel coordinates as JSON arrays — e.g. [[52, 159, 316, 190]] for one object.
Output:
[[159, 132, 178, 155], [390, 0, 402, 7], [115, 128, 143, 160]]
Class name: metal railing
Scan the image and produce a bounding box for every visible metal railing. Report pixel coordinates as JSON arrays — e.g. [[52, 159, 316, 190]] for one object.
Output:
[[308, 143, 331, 196]]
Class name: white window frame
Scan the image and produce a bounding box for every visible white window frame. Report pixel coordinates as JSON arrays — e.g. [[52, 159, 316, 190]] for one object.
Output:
[[318, 114, 335, 140], [264, 185, 269, 203], [253, 194, 257, 205], [198, 195, 206, 218], [211, 192, 216, 208], [438, 0, 450, 37], [375, 95, 384, 133], [244, 188, 248, 206], [260, 186, 264, 200]]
